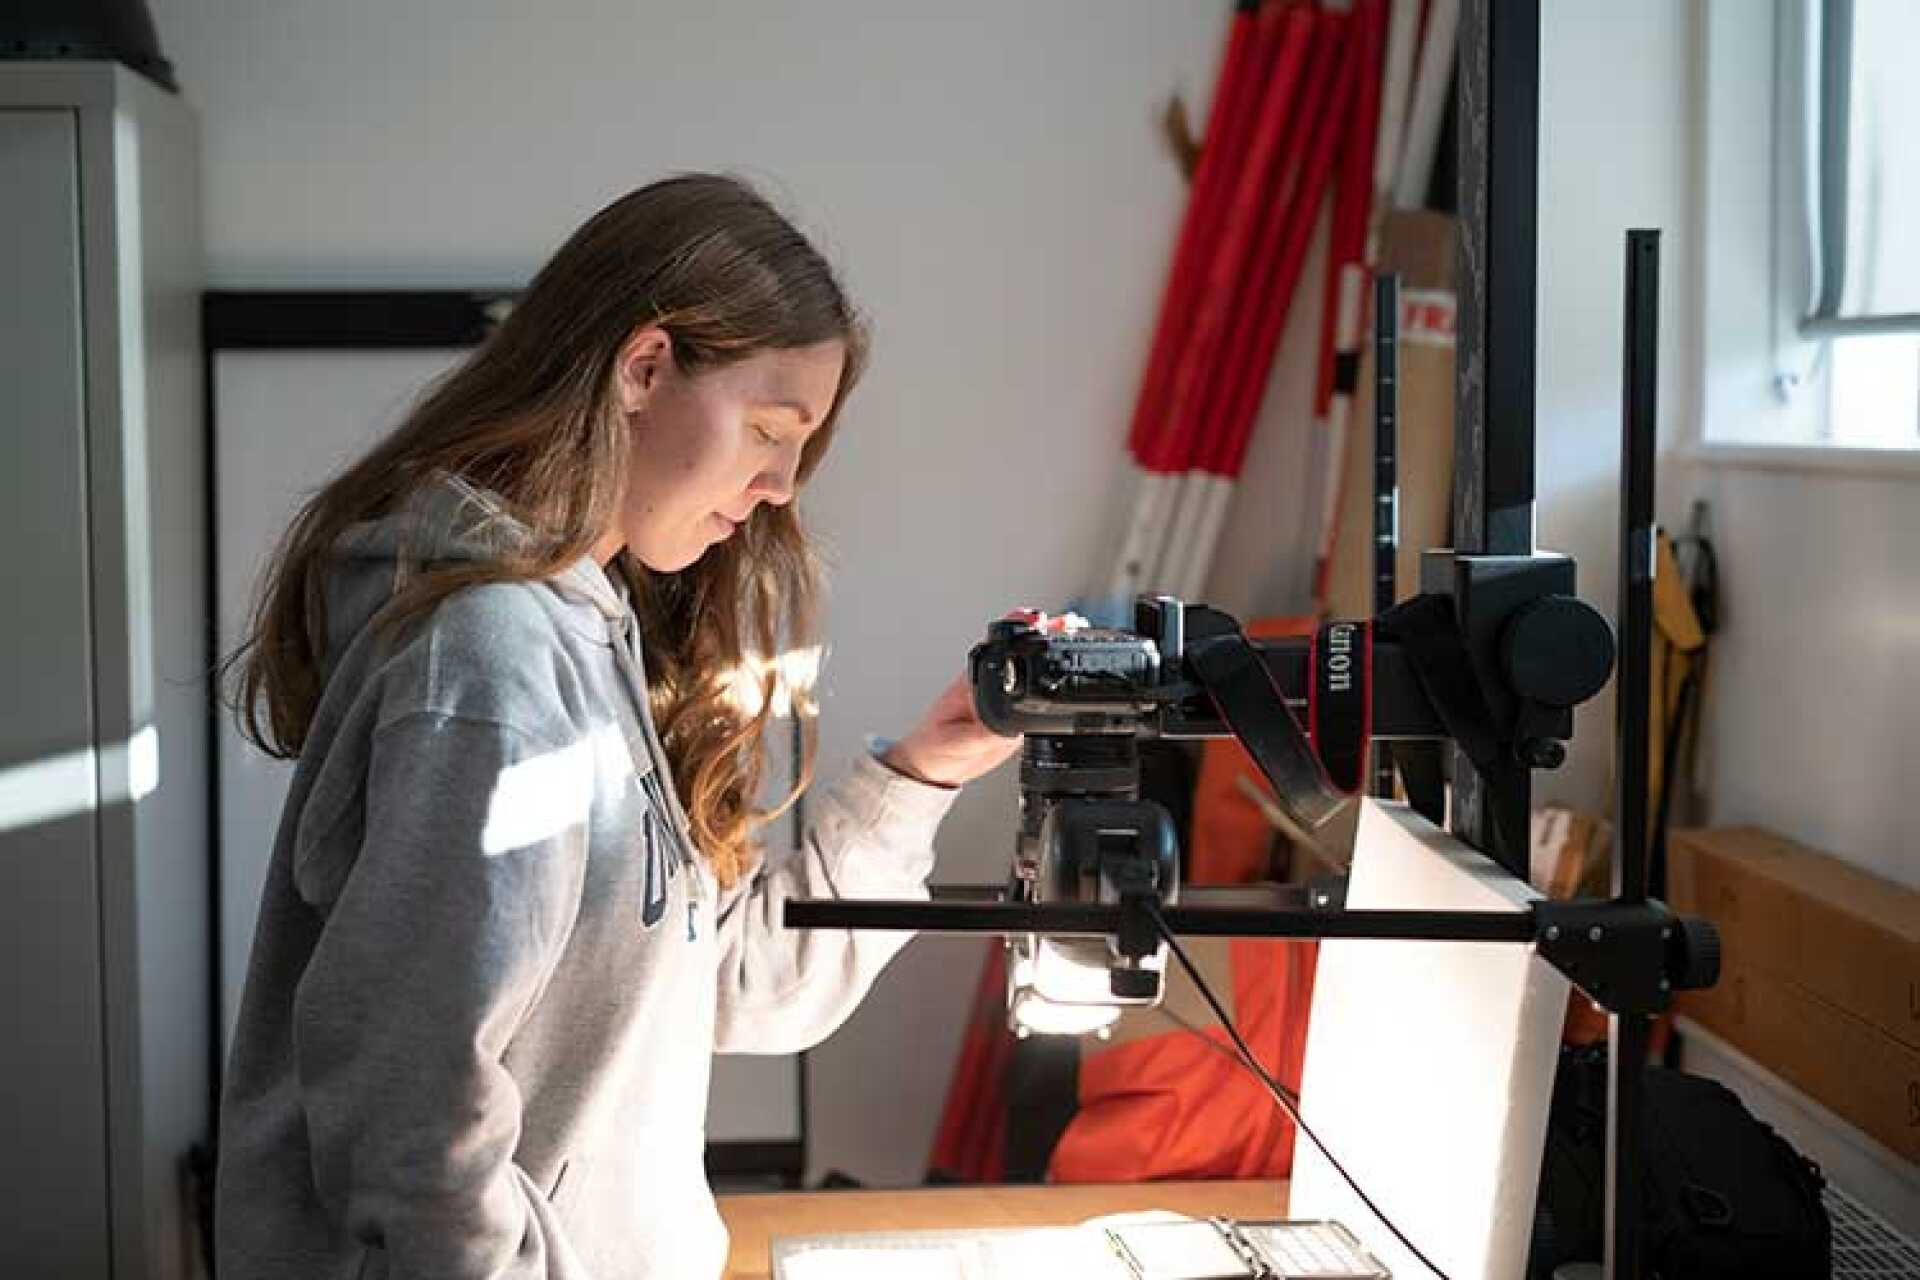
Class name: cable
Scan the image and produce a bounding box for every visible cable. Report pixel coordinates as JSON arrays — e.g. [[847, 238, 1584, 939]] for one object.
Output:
[[1151, 1004, 1249, 1072], [1142, 900, 1454, 1280]]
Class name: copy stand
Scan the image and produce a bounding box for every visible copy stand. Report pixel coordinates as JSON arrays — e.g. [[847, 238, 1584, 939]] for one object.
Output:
[[792, 5, 1705, 1271], [789, 229, 1714, 1278]]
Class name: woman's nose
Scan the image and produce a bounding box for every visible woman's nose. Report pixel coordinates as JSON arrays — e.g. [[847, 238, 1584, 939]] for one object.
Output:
[[750, 445, 801, 506]]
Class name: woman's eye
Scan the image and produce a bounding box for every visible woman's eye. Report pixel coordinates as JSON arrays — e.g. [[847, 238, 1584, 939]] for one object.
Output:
[[752, 424, 779, 445]]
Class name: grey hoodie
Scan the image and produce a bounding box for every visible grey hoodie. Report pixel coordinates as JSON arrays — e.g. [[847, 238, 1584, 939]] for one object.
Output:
[[216, 476, 956, 1279]]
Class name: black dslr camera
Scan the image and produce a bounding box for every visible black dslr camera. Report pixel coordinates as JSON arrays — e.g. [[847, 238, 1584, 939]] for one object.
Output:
[[968, 580, 1619, 1032], [966, 595, 1364, 1032], [968, 604, 1191, 1032]]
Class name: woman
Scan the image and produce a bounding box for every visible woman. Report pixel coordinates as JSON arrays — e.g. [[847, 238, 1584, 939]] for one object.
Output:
[[216, 173, 1017, 1279]]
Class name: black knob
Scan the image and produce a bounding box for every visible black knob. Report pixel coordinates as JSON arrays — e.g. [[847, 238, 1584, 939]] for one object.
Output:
[[1517, 737, 1567, 770], [1672, 917, 1722, 991], [1109, 966, 1160, 1001], [1502, 596, 1616, 709]]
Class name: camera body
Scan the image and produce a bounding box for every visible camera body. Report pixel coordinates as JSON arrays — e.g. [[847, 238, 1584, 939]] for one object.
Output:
[[969, 600, 1189, 741], [969, 605, 1193, 1030]]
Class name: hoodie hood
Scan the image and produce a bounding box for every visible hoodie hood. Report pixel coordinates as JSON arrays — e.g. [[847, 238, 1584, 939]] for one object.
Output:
[[321, 473, 626, 668]]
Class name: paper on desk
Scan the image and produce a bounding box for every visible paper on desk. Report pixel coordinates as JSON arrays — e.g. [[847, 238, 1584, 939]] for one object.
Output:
[[1078, 1210, 1196, 1230], [776, 1227, 1120, 1280], [1079, 1213, 1251, 1280], [1106, 1220, 1250, 1280], [778, 1244, 967, 1280]]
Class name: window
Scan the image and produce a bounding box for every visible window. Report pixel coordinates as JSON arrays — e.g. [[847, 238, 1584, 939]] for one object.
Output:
[[1827, 333, 1919, 448], [1697, 0, 1920, 457], [1805, 0, 1920, 332], [1804, 0, 1920, 450]]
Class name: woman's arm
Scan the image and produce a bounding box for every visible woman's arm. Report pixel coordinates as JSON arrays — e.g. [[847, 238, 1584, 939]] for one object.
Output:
[[294, 711, 593, 1279], [711, 672, 1017, 1054], [709, 751, 957, 1054]]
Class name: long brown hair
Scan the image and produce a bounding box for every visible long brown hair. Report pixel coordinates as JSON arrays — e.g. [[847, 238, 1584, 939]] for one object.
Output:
[[230, 173, 867, 886]]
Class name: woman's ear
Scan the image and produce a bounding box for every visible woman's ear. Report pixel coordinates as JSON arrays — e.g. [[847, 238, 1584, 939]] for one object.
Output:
[[616, 326, 673, 414]]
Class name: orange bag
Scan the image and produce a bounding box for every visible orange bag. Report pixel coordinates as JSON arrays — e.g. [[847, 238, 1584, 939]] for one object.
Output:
[[1049, 937, 1318, 1181]]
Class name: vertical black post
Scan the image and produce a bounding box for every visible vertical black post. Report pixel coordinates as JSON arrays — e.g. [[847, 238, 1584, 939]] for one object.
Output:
[[1607, 229, 1661, 1280], [1615, 246, 1658, 900], [1455, 0, 1540, 553], [1371, 272, 1401, 798], [1451, 0, 1541, 872]]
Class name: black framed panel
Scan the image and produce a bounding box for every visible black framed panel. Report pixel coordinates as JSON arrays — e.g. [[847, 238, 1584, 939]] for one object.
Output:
[[203, 289, 515, 350]]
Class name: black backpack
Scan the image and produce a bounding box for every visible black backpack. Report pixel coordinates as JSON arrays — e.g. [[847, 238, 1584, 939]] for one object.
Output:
[[1530, 1045, 1831, 1279]]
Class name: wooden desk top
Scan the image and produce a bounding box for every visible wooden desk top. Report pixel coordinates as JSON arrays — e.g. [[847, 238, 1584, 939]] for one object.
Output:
[[717, 1180, 1289, 1279]]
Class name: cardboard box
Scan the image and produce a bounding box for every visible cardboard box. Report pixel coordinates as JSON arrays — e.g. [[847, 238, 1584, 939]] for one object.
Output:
[[1669, 826, 1920, 1053], [1676, 961, 1920, 1163], [1529, 806, 1612, 901]]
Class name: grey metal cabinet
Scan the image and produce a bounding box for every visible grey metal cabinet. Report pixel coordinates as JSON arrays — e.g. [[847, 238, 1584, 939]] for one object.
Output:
[[0, 63, 208, 1279]]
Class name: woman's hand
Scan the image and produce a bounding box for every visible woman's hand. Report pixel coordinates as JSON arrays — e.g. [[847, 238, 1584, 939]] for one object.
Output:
[[881, 670, 1021, 789]]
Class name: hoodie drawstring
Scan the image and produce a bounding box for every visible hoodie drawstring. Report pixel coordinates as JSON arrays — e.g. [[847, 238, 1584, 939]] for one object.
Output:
[[609, 613, 705, 904]]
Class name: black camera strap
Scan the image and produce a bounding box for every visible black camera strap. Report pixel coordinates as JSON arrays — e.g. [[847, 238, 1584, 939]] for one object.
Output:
[[1183, 597, 1507, 833], [1183, 607, 1348, 830]]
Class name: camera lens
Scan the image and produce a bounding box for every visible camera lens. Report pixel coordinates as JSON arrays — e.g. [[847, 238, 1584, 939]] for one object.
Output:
[[1019, 733, 1138, 799]]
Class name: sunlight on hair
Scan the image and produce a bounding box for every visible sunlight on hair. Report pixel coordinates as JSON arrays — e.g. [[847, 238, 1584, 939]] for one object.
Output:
[[479, 722, 633, 856], [721, 645, 824, 720]]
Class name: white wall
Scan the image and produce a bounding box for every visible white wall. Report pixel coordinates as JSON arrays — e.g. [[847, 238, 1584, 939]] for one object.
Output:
[[1682, 0, 1920, 893], [153, 0, 1225, 1187], [1536, 0, 1920, 895], [1533, 0, 1699, 814], [1682, 463, 1920, 893], [1534, 0, 1917, 897]]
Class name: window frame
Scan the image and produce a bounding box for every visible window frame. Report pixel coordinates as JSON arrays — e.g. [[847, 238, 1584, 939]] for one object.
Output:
[[1691, 0, 1920, 472]]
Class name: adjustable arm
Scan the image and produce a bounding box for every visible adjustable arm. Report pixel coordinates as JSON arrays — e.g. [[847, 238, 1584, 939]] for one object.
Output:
[[783, 894, 1721, 1015]]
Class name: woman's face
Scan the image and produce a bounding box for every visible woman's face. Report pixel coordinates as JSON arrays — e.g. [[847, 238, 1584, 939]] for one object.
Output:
[[609, 328, 844, 572]]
